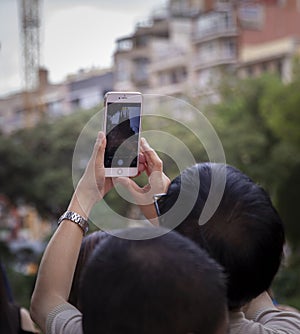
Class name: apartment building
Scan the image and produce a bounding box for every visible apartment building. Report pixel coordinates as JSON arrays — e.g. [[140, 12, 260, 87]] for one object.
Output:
[[113, 0, 300, 101], [114, 8, 170, 92], [113, 0, 240, 101], [113, 2, 197, 97], [238, 1, 300, 82], [0, 67, 113, 134], [2, 0, 300, 133]]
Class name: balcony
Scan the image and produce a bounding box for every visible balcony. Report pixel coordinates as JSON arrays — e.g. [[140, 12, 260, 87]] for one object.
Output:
[[147, 81, 187, 97], [193, 25, 238, 44], [150, 52, 187, 73], [192, 11, 238, 44], [193, 51, 237, 70]]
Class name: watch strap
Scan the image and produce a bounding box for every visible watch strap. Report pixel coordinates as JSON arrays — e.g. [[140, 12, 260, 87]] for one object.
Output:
[[58, 211, 89, 235]]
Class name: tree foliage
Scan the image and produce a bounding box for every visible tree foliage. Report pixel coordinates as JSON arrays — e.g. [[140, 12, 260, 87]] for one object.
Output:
[[1, 75, 300, 243], [0, 109, 95, 218], [207, 72, 300, 247], [1, 70, 300, 308], [209, 74, 282, 192], [204, 71, 300, 308]]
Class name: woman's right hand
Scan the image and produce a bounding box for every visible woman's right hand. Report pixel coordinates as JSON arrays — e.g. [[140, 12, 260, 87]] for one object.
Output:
[[70, 131, 113, 218], [116, 137, 170, 223]]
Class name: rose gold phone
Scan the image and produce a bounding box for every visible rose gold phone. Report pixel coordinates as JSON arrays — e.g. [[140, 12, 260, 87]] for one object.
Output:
[[103, 91, 142, 177]]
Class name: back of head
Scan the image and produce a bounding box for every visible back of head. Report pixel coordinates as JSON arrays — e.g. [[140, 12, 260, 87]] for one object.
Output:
[[69, 230, 107, 309], [159, 163, 285, 309], [79, 227, 227, 334]]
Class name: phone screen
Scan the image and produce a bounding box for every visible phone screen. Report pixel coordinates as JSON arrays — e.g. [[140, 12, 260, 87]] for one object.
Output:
[[104, 102, 141, 168]]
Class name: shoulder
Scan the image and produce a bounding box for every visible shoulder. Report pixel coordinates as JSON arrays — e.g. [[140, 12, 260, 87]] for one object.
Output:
[[46, 303, 83, 334], [256, 308, 300, 330], [229, 309, 300, 333], [229, 311, 272, 333]]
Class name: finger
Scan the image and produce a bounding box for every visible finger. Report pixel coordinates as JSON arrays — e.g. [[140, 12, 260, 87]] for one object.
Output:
[[91, 131, 105, 158], [139, 152, 146, 164], [144, 150, 162, 172], [148, 171, 170, 194], [140, 137, 152, 153], [94, 132, 106, 168], [138, 152, 146, 173], [140, 138, 163, 172], [138, 164, 146, 174], [104, 177, 113, 193]]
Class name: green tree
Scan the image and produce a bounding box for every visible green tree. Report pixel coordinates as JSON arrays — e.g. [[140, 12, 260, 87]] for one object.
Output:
[[207, 72, 300, 308], [0, 108, 96, 218], [260, 68, 300, 250], [209, 74, 283, 194]]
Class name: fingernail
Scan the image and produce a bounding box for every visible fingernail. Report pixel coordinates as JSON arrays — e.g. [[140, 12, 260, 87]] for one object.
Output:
[[97, 131, 105, 140], [141, 137, 150, 148]]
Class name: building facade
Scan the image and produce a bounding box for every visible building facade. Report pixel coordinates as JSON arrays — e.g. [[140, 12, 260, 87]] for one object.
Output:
[[0, 67, 113, 134], [2, 0, 300, 133], [113, 0, 300, 101]]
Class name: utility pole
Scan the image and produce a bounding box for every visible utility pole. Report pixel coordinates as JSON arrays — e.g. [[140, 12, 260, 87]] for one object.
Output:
[[18, 0, 41, 127]]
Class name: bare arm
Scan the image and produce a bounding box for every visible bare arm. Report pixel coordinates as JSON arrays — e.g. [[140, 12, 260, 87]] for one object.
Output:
[[30, 132, 110, 332]]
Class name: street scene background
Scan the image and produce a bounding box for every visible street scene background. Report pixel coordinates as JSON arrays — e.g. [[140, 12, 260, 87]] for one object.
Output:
[[0, 0, 300, 314]]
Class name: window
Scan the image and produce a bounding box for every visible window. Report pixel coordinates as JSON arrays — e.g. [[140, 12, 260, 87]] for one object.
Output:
[[135, 35, 148, 48], [200, 41, 216, 61], [133, 58, 149, 82], [223, 39, 236, 58], [117, 39, 132, 51], [116, 59, 131, 82], [195, 11, 233, 36]]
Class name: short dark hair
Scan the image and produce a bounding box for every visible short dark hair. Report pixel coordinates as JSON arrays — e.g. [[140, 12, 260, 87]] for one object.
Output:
[[79, 227, 227, 334], [69, 231, 107, 309], [159, 163, 285, 309]]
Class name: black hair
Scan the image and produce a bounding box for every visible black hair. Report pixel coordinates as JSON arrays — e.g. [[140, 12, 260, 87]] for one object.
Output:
[[159, 163, 285, 310], [69, 230, 108, 309], [79, 227, 227, 334]]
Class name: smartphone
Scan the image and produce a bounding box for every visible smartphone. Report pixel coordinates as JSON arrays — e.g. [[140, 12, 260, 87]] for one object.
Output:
[[103, 91, 142, 177]]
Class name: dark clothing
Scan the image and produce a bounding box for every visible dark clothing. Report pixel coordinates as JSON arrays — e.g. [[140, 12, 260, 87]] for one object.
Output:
[[2, 303, 36, 334]]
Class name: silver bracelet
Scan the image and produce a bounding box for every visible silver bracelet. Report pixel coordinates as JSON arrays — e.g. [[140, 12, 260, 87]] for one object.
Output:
[[57, 211, 89, 235]]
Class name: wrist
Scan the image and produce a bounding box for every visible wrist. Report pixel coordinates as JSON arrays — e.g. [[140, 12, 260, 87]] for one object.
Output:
[[68, 189, 97, 219], [58, 211, 89, 235]]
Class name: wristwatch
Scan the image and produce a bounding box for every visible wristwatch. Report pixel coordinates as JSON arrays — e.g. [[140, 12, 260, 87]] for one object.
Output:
[[58, 211, 89, 235]]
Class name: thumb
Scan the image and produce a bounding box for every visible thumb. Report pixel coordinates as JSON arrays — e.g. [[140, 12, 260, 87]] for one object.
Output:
[[115, 177, 153, 206], [90, 131, 106, 167]]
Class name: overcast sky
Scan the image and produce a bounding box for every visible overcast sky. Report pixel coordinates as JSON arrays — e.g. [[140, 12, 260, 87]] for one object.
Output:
[[0, 0, 166, 97]]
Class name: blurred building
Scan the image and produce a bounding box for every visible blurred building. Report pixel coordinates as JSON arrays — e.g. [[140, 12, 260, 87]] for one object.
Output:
[[0, 67, 113, 134], [66, 68, 113, 111], [113, 0, 300, 102], [238, 1, 300, 83], [1, 0, 300, 133]]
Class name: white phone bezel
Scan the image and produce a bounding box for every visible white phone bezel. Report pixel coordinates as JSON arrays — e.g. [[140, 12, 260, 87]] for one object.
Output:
[[103, 91, 142, 177]]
